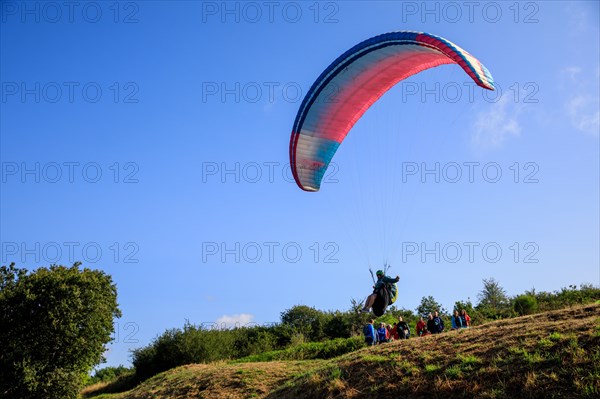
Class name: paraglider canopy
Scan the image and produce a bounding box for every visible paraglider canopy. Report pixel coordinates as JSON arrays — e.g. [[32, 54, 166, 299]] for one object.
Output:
[[289, 30, 495, 192]]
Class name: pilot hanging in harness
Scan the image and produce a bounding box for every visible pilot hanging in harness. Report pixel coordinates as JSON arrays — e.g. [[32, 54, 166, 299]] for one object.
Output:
[[360, 269, 399, 316]]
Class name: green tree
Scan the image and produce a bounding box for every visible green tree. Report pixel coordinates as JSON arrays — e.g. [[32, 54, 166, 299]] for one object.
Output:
[[280, 305, 327, 342], [0, 263, 121, 399], [323, 311, 352, 339], [476, 278, 510, 318], [348, 298, 371, 335], [386, 306, 416, 322], [477, 278, 509, 309], [513, 295, 538, 316], [87, 365, 132, 385], [416, 295, 447, 317]]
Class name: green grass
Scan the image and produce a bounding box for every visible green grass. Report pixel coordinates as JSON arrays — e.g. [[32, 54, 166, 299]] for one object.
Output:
[[508, 346, 546, 365], [445, 365, 463, 379], [549, 332, 563, 341], [594, 320, 600, 337], [328, 367, 342, 380], [567, 335, 580, 348], [523, 351, 546, 365], [458, 354, 482, 372], [537, 337, 554, 349], [360, 354, 389, 363], [424, 364, 441, 374], [459, 354, 482, 366], [394, 359, 418, 376]]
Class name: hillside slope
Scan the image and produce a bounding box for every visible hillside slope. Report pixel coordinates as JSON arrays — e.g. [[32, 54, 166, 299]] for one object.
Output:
[[83, 304, 600, 399]]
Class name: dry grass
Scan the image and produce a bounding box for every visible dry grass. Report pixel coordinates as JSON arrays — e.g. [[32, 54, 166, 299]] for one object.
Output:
[[82, 304, 600, 399]]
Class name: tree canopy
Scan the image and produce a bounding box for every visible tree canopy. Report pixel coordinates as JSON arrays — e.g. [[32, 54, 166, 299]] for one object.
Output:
[[0, 262, 121, 399], [477, 277, 509, 311], [416, 295, 447, 317]]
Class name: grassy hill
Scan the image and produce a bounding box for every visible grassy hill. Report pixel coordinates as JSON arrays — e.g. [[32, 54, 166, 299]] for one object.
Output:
[[82, 303, 600, 399]]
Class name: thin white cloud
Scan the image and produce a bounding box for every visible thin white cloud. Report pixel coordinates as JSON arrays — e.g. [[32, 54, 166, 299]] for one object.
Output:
[[563, 66, 582, 82], [215, 313, 255, 329], [559, 2, 600, 136], [566, 95, 600, 136], [561, 66, 600, 136], [470, 96, 522, 151]]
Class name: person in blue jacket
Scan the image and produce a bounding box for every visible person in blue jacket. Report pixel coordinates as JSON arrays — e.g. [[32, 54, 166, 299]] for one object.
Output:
[[363, 319, 377, 346], [451, 310, 464, 330], [377, 322, 388, 344], [360, 270, 400, 313]]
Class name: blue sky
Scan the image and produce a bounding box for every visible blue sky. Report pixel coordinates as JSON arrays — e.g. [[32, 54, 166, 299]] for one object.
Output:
[[1, 1, 598, 368]]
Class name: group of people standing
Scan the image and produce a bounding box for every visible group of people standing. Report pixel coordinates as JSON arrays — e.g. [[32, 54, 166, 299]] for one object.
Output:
[[451, 309, 471, 329], [363, 309, 471, 345], [415, 309, 471, 336], [363, 317, 411, 345]]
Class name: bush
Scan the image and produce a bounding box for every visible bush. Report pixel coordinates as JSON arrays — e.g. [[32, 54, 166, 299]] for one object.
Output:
[[132, 323, 282, 382], [82, 368, 137, 396], [236, 337, 365, 362], [233, 327, 277, 358], [132, 323, 242, 381], [514, 295, 539, 316], [0, 263, 121, 399], [323, 311, 353, 339], [131, 317, 366, 383], [280, 305, 328, 342], [87, 365, 132, 385]]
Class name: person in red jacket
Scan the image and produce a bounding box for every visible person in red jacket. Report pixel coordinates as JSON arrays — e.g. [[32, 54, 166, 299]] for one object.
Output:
[[391, 322, 399, 340], [416, 316, 429, 337], [386, 324, 392, 341], [460, 309, 471, 328]]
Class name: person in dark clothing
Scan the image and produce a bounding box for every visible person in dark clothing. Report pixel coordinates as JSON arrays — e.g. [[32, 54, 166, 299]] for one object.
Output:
[[360, 270, 399, 313], [430, 311, 444, 334], [426, 313, 436, 334], [393, 317, 411, 339], [363, 319, 377, 346]]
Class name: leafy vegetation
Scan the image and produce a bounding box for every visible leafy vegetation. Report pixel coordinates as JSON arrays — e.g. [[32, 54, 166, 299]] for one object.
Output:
[[86, 366, 132, 386], [514, 294, 539, 315], [234, 337, 365, 363], [416, 295, 447, 317], [477, 277, 511, 318], [116, 280, 600, 390], [130, 311, 366, 382], [82, 295, 600, 399], [528, 284, 600, 311], [0, 262, 121, 399]]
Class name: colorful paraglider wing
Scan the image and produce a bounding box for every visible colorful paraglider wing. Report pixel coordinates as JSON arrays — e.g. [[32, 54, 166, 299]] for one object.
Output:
[[389, 283, 398, 304], [289, 31, 495, 192]]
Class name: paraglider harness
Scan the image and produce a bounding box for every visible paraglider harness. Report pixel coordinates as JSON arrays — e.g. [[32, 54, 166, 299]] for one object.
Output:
[[369, 265, 398, 317]]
